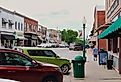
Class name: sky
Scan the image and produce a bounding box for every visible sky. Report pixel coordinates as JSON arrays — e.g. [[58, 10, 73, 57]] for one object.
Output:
[[0, 0, 104, 36]]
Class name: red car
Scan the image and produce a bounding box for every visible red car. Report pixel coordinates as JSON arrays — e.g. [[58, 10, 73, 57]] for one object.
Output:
[[0, 48, 63, 82]]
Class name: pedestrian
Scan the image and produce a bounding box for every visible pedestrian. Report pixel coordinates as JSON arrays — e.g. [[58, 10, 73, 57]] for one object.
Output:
[[92, 47, 98, 61]]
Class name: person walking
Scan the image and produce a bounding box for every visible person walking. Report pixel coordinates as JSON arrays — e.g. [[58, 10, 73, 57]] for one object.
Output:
[[92, 47, 98, 61]]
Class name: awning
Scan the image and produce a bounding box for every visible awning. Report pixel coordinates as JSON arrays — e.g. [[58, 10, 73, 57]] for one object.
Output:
[[8, 20, 14, 25], [1, 34, 15, 40], [16, 36, 27, 40], [2, 18, 8, 23], [95, 23, 111, 32], [98, 17, 121, 39]]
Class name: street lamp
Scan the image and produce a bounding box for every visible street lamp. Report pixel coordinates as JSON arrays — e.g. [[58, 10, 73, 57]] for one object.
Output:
[[82, 17, 87, 61]]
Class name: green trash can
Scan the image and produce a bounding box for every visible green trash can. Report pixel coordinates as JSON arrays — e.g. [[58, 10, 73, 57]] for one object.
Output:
[[72, 55, 85, 78]]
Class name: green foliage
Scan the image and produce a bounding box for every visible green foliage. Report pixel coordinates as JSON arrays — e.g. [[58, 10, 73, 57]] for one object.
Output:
[[75, 38, 83, 45], [61, 29, 78, 44]]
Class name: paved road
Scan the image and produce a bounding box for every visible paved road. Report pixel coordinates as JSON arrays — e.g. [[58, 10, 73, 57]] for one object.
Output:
[[51, 48, 82, 60], [50, 48, 83, 82]]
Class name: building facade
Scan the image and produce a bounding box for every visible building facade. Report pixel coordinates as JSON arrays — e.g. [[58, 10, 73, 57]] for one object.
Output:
[[37, 25, 47, 44], [14, 12, 25, 46], [24, 17, 38, 47], [105, 0, 121, 73], [98, 0, 121, 73], [90, 6, 106, 50], [46, 29, 58, 43], [0, 7, 15, 48]]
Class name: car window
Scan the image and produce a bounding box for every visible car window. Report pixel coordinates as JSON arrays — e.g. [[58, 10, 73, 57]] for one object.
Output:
[[0, 52, 32, 66], [43, 50, 56, 57], [27, 50, 45, 56], [27, 50, 56, 57]]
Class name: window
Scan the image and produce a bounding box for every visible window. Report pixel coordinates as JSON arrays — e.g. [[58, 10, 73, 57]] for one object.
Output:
[[18, 22, 20, 30], [27, 50, 44, 56], [2, 18, 7, 28], [43, 50, 56, 57], [29, 24, 32, 31], [27, 50, 56, 57], [21, 23, 23, 31], [0, 52, 32, 66], [24, 22, 27, 31], [15, 22, 17, 30], [8, 20, 14, 29]]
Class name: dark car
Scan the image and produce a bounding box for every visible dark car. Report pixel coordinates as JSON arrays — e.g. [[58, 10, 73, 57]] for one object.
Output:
[[74, 45, 83, 51], [0, 48, 63, 82]]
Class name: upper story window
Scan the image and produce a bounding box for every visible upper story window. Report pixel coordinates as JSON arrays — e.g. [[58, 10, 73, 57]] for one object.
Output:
[[29, 24, 32, 31], [15, 22, 17, 30], [24, 22, 27, 31], [33, 26, 36, 32], [18, 22, 20, 30], [21, 23, 23, 31], [8, 20, 14, 29], [2, 18, 8, 28]]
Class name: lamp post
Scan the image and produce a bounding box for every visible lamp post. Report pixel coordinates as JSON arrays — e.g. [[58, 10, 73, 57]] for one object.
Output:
[[82, 17, 87, 61]]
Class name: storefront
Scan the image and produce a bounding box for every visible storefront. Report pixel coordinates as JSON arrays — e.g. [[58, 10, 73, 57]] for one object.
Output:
[[14, 32, 26, 46], [24, 33, 37, 47], [98, 17, 121, 73], [1, 32, 15, 48]]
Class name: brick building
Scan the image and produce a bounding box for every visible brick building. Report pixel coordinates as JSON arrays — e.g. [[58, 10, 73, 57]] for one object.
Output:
[[24, 17, 38, 47], [90, 6, 107, 50]]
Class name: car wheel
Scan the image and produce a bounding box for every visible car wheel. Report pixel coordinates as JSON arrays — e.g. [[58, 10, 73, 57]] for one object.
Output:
[[42, 76, 57, 82], [61, 64, 69, 74]]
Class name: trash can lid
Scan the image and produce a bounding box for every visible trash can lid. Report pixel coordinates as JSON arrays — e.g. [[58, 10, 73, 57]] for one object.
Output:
[[75, 55, 83, 61]]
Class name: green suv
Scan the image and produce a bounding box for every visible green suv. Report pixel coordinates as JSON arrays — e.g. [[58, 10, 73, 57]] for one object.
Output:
[[17, 47, 71, 74]]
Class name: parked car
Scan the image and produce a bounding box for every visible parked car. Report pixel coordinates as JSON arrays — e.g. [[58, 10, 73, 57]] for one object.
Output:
[[0, 48, 63, 82], [69, 44, 74, 50], [37, 43, 58, 48], [17, 47, 71, 74], [74, 45, 83, 51]]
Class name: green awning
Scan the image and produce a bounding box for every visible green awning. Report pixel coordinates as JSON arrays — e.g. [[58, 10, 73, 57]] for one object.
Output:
[[98, 17, 121, 39]]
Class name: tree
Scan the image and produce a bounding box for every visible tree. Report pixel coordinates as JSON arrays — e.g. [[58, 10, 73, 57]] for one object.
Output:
[[75, 38, 83, 45], [61, 29, 78, 45]]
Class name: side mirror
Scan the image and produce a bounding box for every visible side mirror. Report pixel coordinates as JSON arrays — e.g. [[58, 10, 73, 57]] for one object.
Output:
[[32, 60, 39, 67]]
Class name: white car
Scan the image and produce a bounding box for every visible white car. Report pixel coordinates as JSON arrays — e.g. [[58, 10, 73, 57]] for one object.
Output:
[[37, 43, 57, 48]]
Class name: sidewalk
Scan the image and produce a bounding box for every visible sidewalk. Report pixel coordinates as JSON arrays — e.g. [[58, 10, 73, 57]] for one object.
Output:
[[64, 48, 121, 82]]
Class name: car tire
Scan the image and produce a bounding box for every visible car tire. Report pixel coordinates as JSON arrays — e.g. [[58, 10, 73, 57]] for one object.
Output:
[[61, 64, 69, 74], [42, 76, 57, 82]]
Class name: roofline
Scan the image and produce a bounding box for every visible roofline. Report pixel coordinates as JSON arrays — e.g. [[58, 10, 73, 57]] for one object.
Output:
[[0, 6, 14, 14], [0, 6, 38, 23]]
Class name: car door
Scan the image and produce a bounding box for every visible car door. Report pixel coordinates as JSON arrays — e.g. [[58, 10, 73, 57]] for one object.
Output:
[[38, 50, 61, 66], [0, 51, 42, 82]]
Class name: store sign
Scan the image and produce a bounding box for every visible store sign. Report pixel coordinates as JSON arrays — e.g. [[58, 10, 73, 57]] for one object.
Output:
[[107, 0, 119, 18]]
